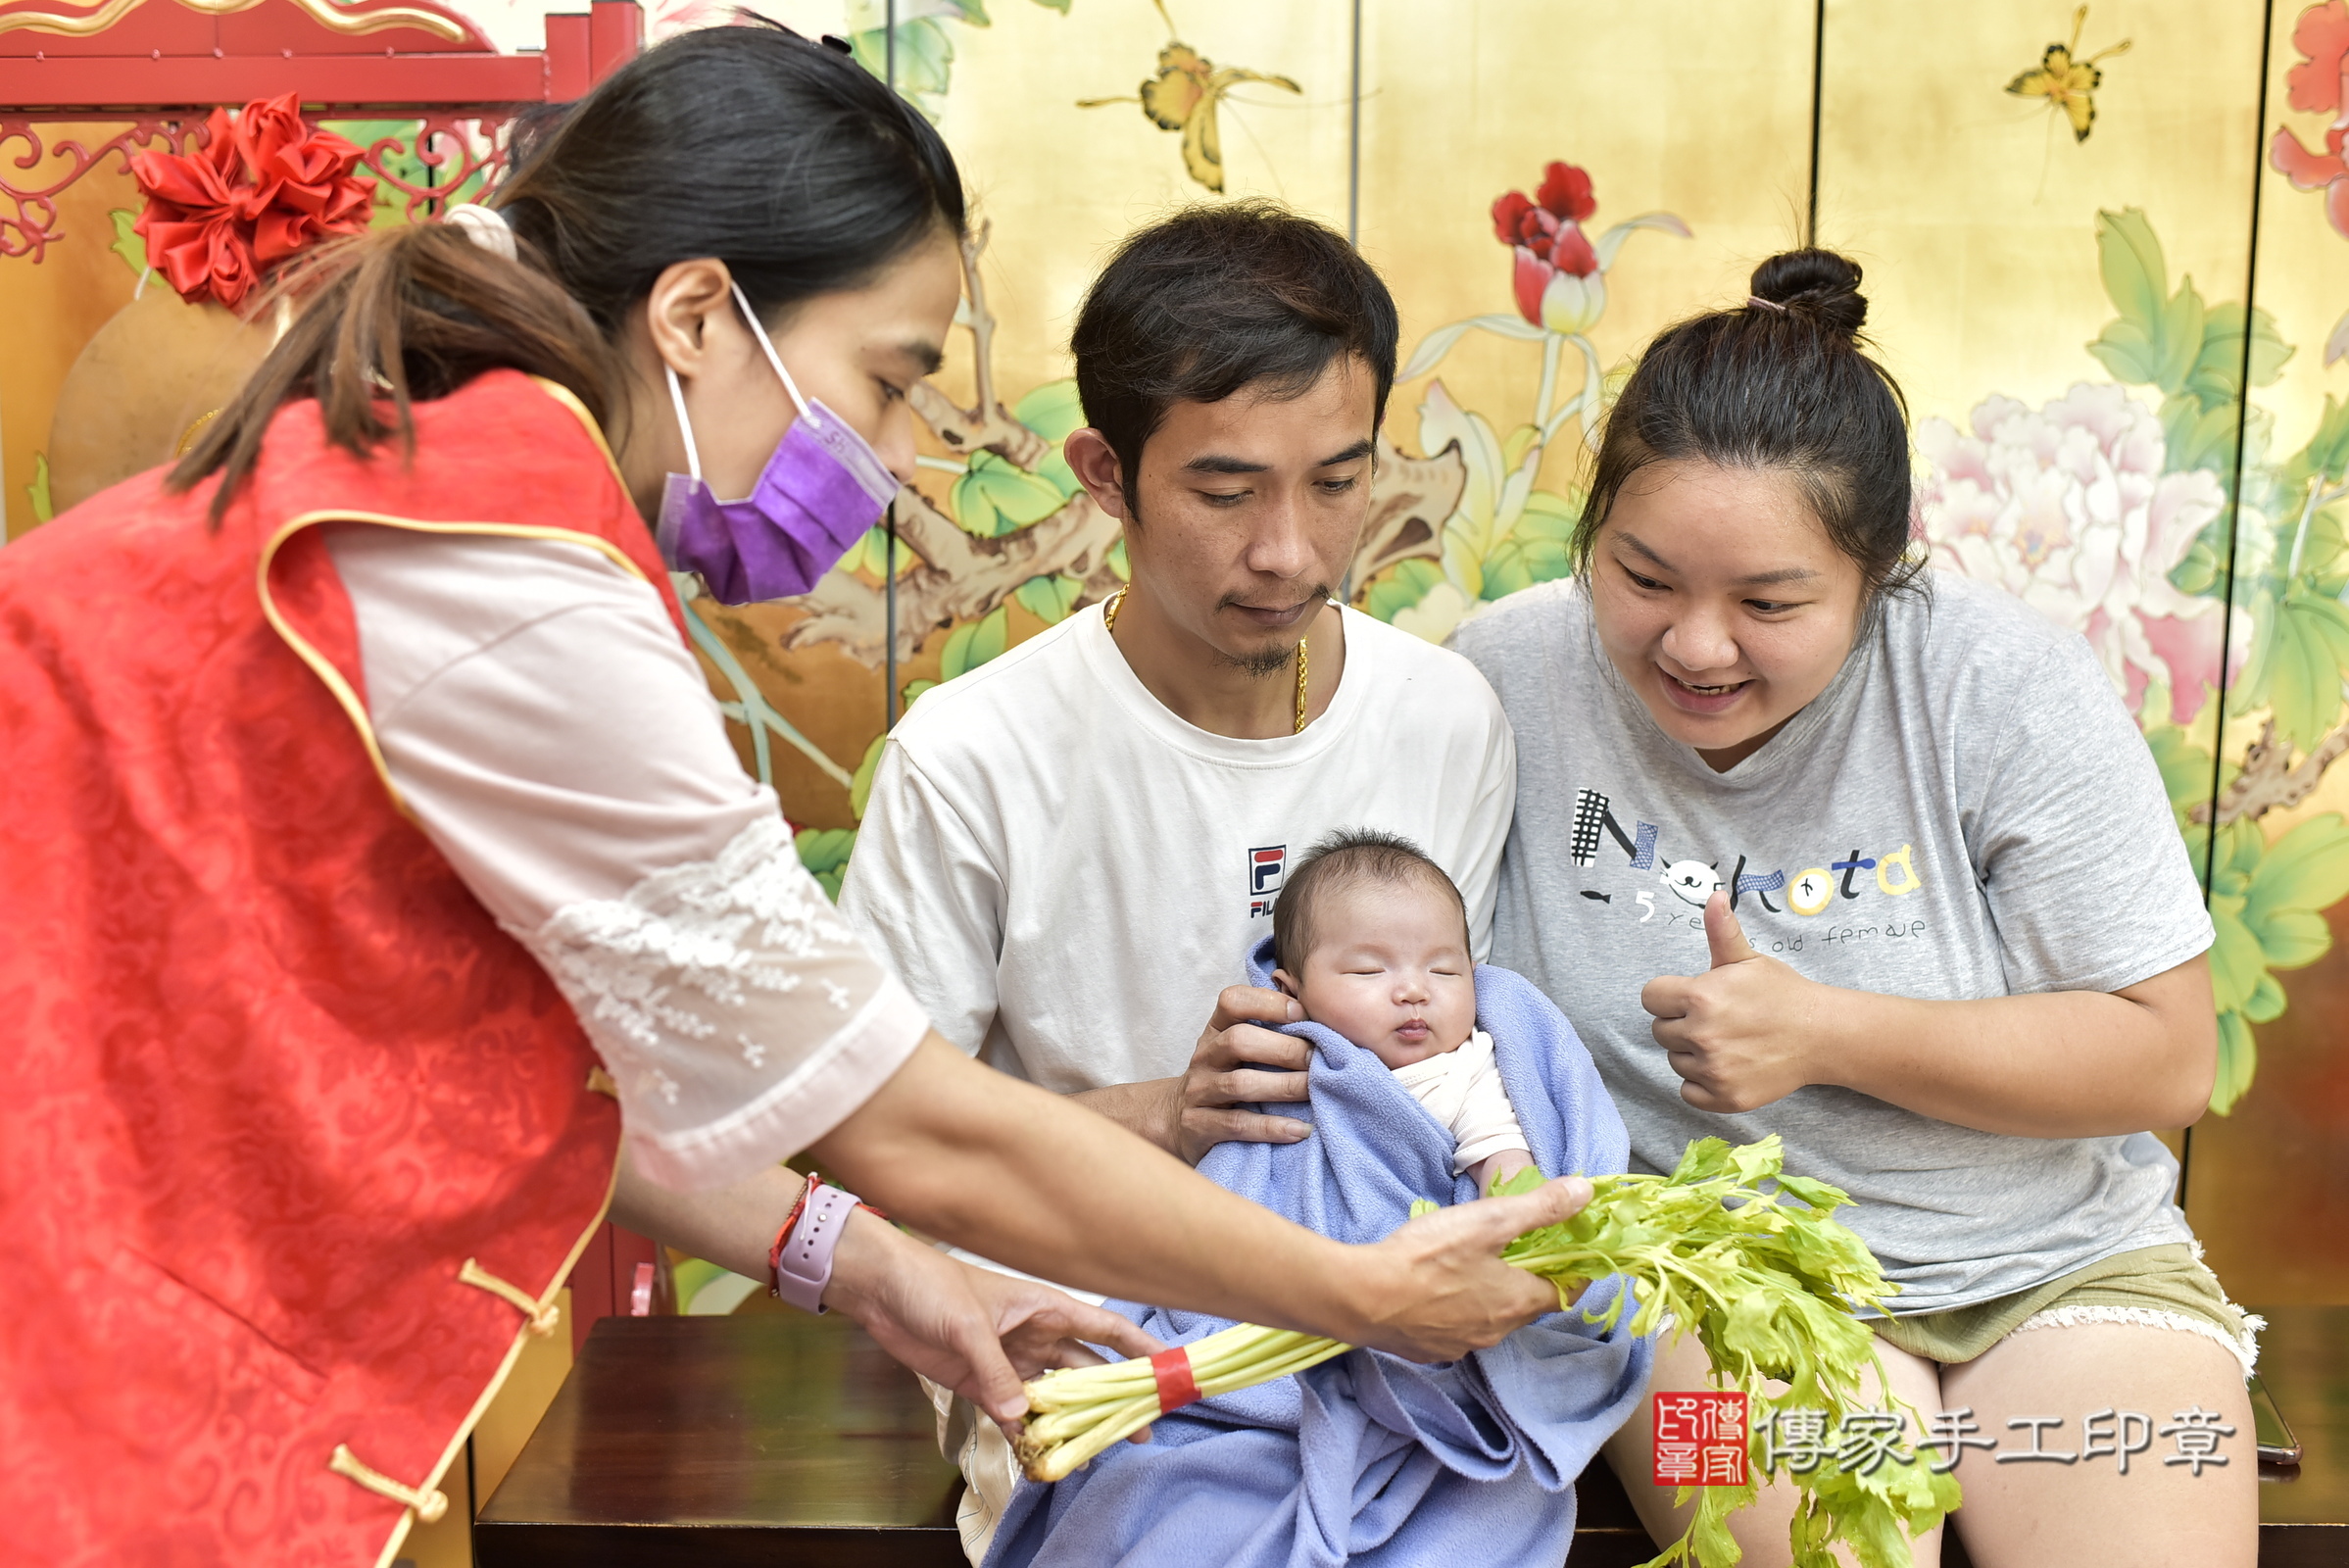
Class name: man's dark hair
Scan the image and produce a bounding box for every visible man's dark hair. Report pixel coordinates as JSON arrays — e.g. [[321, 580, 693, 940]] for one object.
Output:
[[1272, 828, 1467, 977], [1069, 200, 1400, 501]]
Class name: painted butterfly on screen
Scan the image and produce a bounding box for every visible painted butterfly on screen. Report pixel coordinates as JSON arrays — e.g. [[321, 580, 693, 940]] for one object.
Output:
[[1078, 0, 1299, 193], [2006, 4, 2131, 142]]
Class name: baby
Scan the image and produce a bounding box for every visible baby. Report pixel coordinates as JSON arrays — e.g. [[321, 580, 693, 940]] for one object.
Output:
[[1270, 829, 1536, 1195]]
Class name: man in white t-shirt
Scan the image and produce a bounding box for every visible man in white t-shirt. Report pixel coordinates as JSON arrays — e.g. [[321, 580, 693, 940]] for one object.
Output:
[[842, 203, 1515, 1165]]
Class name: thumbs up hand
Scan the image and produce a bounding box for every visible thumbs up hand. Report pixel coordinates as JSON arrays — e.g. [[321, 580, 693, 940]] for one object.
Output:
[[1704, 891, 1760, 969], [1639, 891, 1823, 1114]]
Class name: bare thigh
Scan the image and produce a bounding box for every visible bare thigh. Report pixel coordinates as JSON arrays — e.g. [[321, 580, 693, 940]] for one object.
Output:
[[1937, 1322, 2255, 1568], [1600, 1326, 1947, 1568]]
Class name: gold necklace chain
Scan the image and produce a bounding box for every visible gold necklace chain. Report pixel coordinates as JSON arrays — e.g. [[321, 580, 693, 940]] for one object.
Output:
[[1103, 586, 1308, 734]]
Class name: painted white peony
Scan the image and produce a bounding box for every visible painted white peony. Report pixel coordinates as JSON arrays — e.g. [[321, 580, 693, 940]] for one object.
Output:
[[1918, 383, 2237, 721]]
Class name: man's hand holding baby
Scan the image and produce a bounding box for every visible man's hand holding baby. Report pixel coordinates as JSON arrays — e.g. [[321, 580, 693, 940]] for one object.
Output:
[[1170, 986, 1316, 1163]]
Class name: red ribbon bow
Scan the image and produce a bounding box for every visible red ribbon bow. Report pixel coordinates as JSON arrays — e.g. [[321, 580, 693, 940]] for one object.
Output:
[[129, 93, 376, 310]]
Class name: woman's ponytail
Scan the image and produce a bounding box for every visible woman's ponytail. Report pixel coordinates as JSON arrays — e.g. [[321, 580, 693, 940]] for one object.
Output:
[[172, 220, 615, 523]]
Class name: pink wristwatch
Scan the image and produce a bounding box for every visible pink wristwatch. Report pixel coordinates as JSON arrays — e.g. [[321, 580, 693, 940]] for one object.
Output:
[[768, 1177, 864, 1313]]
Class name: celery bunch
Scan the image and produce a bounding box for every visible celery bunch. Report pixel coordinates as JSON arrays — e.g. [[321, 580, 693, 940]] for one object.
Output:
[[1012, 1135, 1960, 1568]]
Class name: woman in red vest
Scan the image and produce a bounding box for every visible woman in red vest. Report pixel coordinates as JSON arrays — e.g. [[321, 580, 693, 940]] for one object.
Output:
[[0, 24, 1592, 1565]]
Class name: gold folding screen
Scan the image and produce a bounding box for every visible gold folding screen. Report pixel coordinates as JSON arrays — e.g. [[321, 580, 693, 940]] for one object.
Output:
[[3, 0, 2344, 1298]]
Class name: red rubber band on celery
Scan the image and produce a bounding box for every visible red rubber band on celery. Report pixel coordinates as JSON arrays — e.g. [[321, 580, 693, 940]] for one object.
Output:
[[1150, 1347, 1201, 1413]]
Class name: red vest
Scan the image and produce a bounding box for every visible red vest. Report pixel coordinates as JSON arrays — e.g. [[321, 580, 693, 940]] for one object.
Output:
[[0, 371, 682, 1565]]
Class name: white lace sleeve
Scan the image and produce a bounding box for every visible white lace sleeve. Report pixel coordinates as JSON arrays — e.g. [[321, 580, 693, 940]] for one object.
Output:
[[515, 814, 927, 1191], [327, 527, 930, 1191]]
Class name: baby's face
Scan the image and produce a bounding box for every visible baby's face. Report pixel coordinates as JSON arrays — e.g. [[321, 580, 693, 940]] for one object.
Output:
[[1275, 878, 1477, 1069]]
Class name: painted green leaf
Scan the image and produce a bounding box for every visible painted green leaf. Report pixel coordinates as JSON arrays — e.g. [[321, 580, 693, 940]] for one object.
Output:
[[1014, 378, 1085, 443], [899, 677, 939, 712], [2159, 394, 2239, 485], [2243, 813, 2349, 928], [2260, 593, 2349, 748], [939, 605, 1011, 682], [1011, 572, 1083, 623], [2206, 900, 2264, 1018], [2283, 395, 2349, 493], [795, 826, 858, 902], [837, 524, 913, 579], [2154, 278, 2205, 395], [2168, 518, 2227, 596], [2212, 1009, 2256, 1114], [26, 451, 54, 525], [2141, 722, 2217, 833], [1515, 490, 1580, 538], [849, 733, 888, 821], [2094, 208, 2169, 341], [850, 19, 955, 119], [2252, 907, 2331, 972], [1107, 536, 1130, 582], [1363, 557, 1445, 622], [1520, 537, 1573, 583], [1481, 541, 1535, 600], [2186, 301, 2291, 409], [1028, 0, 1071, 11], [107, 209, 146, 275], [2087, 318, 2164, 387], [2243, 971, 2288, 1022], [1014, 378, 1086, 496], [950, 450, 1068, 537]]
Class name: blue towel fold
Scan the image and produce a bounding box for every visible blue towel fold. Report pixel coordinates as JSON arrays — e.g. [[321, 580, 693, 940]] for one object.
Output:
[[984, 935, 1654, 1568]]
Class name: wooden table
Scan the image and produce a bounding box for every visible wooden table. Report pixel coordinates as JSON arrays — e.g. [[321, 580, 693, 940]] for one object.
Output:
[[475, 1312, 962, 1566], [476, 1305, 2348, 1566]]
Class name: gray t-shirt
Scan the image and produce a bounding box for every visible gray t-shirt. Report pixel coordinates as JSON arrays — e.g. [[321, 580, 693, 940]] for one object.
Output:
[[1451, 570, 2211, 1315]]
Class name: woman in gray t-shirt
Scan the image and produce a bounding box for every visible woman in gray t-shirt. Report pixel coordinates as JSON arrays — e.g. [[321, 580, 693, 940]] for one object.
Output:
[[1452, 248, 2255, 1568]]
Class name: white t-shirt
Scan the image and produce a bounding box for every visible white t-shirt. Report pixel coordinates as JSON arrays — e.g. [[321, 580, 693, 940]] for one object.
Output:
[[838, 602, 1516, 1092], [322, 525, 927, 1193]]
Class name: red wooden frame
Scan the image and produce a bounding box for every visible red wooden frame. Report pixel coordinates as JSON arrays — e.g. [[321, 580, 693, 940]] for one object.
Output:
[[0, 0, 641, 258]]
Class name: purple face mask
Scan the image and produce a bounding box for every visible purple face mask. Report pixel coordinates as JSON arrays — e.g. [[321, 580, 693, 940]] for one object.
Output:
[[655, 282, 901, 604]]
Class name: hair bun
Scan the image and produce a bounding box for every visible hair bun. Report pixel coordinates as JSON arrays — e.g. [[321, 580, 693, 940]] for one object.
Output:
[[1748, 248, 1867, 338]]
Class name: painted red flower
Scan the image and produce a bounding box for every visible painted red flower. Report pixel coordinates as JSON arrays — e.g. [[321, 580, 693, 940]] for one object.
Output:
[[2285, 0, 2349, 114], [130, 93, 375, 309], [2273, 2, 2349, 240], [1491, 161, 1604, 331]]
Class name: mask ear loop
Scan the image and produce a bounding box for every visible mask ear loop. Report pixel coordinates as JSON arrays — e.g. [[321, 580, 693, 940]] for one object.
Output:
[[663, 364, 704, 483], [731, 281, 817, 425]]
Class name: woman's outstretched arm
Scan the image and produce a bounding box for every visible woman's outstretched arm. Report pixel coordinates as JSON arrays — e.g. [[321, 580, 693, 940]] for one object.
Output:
[[617, 1032, 1594, 1424]]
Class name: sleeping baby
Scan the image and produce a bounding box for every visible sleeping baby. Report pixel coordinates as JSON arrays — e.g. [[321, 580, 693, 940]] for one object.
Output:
[[980, 824, 1650, 1568], [1269, 829, 1536, 1196]]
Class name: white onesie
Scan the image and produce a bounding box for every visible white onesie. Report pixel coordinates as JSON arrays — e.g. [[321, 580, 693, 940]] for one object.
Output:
[[1386, 1030, 1533, 1174]]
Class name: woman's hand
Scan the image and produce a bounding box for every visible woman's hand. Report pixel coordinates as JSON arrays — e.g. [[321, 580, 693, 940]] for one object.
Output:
[[1343, 1174, 1594, 1361], [824, 1210, 1164, 1433], [1640, 893, 1826, 1113]]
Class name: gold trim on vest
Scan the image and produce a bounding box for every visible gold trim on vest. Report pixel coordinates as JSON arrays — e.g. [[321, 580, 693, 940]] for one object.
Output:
[[586, 1064, 620, 1098], [329, 1444, 449, 1523], [459, 1257, 563, 1337]]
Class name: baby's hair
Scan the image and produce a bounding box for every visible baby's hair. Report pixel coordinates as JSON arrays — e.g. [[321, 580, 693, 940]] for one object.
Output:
[[1272, 828, 1470, 976]]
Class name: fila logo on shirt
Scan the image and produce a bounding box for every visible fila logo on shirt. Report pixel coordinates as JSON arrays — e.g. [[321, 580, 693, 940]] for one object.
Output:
[[1248, 845, 1287, 918]]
